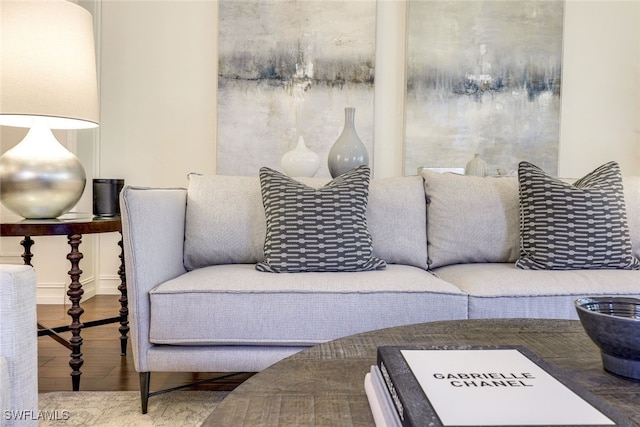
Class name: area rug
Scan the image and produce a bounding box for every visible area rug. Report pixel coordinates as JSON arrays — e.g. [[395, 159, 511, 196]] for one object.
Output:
[[37, 390, 228, 426]]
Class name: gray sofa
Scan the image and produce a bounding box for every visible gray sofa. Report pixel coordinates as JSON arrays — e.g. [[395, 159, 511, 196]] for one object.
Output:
[[120, 169, 640, 412]]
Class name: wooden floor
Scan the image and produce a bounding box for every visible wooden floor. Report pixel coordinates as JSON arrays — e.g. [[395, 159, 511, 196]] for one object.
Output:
[[37, 295, 252, 393]]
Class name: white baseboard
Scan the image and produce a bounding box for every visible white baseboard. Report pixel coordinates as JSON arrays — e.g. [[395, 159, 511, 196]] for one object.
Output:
[[0, 254, 24, 264], [0, 257, 117, 303], [36, 276, 96, 305], [96, 275, 123, 295], [35, 282, 68, 305]]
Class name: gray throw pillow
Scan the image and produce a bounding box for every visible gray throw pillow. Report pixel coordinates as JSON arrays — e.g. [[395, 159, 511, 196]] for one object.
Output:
[[516, 161, 640, 270], [256, 166, 387, 273]]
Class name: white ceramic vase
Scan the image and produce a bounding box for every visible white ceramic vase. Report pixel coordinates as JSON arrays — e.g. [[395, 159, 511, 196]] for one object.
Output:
[[281, 136, 320, 177], [465, 154, 488, 177]]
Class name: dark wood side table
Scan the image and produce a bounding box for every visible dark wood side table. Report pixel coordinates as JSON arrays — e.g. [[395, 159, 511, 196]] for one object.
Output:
[[0, 213, 129, 391]]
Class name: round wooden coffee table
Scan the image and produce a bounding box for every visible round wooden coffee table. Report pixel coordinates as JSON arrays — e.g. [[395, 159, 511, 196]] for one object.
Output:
[[202, 319, 639, 426]]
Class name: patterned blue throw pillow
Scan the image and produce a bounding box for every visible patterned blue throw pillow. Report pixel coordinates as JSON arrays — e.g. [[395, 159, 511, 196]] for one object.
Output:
[[516, 161, 640, 270], [256, 165, 387, 273]]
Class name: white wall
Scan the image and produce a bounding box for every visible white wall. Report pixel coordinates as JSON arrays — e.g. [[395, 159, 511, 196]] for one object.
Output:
[[96, 0, 640, 184], [558, 0, 640, 177], [99, 0, 218, 185], [1, 0, 639, 301]]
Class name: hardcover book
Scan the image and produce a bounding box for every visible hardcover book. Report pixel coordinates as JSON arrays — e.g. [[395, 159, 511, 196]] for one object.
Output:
[[375, 346, 627, 427], [365, 365, 402, 427]]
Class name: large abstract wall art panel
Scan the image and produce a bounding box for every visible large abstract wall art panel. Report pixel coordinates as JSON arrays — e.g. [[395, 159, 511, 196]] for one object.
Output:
[[405, 0, 564, 176], [217, 0, 376, 177]]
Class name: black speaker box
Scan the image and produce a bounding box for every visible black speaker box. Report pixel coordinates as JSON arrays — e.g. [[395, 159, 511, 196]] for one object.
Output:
[[93, 178, 124, 217]]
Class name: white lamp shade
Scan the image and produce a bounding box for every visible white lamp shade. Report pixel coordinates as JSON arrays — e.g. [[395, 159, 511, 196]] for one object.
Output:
[[0, 0, 99, 129]]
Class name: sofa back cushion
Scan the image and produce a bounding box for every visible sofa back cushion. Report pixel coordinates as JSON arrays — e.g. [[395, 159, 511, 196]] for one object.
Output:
[[422, 170, 522, 269], [368, 175, 428, 269], [184, 173, 428, 271], [422, 169, 640, 269], [184, 174, 265, 270]]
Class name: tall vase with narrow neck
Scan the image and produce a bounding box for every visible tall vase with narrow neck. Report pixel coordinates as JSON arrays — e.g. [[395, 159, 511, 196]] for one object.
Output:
[[327, 107, 369, 178]]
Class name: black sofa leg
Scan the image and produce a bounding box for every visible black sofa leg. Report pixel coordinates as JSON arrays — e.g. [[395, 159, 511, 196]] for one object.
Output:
[[139, 372, 150, 414]]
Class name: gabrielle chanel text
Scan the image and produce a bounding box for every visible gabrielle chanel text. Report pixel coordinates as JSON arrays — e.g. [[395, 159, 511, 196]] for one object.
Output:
[[433, 372, 535, 387]]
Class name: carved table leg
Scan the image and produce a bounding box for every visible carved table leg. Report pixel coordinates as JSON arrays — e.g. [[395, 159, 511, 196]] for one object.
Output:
[[117, 233, 129, 356], [66, 233, 85, 391], [20, 236, 35, 266]]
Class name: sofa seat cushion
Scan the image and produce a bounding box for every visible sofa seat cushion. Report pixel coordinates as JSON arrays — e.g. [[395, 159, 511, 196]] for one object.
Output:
[[434, 263, 640, 319], [148, 264, 467, 346]]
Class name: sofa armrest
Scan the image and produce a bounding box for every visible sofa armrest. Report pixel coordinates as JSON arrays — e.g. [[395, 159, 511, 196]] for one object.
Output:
[[0, 265, 37, 427], [120, 186, 188, 372]]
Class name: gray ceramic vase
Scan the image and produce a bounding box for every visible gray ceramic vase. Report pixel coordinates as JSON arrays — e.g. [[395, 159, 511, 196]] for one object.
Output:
[[327, 107, 369, 178]]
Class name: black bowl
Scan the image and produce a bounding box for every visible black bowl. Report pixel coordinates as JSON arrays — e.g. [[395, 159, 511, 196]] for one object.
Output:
[[575, 297, 640, 381]]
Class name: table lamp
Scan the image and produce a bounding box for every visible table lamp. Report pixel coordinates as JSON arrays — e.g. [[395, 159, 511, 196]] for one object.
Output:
[[0, 0, 99, 219]]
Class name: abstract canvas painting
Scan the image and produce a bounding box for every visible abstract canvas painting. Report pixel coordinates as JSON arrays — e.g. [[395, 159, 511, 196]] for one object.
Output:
[[405, 0, 564, 176], [217, 0, 376, 177]]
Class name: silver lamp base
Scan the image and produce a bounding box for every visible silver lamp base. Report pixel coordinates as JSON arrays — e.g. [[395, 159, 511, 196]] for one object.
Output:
[[0, 122, 86, 219]]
